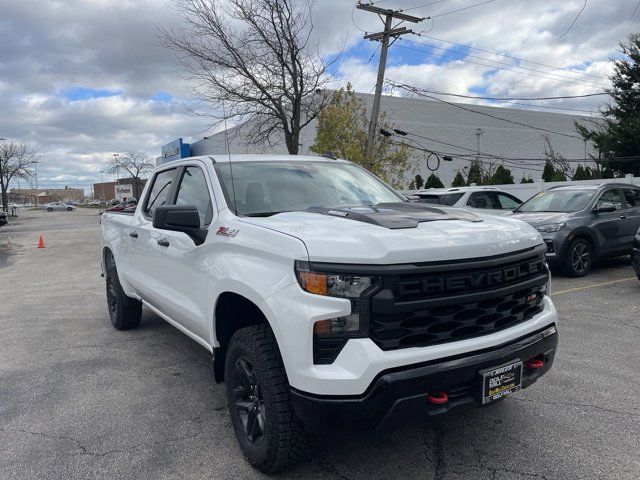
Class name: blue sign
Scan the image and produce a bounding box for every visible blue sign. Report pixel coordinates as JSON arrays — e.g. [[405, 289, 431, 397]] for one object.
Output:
[[157, 138, 191, 165]]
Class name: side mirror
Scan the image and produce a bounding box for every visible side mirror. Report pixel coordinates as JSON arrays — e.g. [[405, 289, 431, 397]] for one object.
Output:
[[153, 205, 207, 244], [593, 202, 616, 213]]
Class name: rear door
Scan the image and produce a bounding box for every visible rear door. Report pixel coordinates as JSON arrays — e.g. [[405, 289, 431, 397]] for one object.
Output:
[[621, 187, 640, 248], [591, 188, 626, 254]]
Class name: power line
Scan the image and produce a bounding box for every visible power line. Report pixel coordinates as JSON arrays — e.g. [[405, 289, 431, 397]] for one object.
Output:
[[414, 34, 608, 80], [395, 89, 586, 139], [387, 84, 609, 101], [353, 44, 381, 85], [633, 0, 640, 18], [396, 40, 608, 89], [430, 0, 495, 18], [402, 0, 448, 12], [400, 38, 609, 88], [556, 0, 587, 41]]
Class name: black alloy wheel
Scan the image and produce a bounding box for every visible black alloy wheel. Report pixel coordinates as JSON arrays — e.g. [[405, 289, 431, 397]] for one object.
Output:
[[232, 356, 266, 445], [565, 239, 592, 277], [106, 274, 118, 319]]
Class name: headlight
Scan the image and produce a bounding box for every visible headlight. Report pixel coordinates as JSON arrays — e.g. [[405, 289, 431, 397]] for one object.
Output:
[[295, 261, 377, 343], [536, 223, 565, 233], [294, 261, 376, 298]]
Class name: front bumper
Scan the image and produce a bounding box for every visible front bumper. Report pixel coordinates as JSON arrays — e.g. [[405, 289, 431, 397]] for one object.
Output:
[[290, 326, 558, 431]]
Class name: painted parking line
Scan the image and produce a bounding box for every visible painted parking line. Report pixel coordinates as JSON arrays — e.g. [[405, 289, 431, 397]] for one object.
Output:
[[552, 276, 638, 296]]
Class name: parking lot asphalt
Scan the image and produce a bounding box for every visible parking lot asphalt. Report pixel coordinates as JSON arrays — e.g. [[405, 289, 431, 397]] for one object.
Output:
[[1, 210, 639, 480]]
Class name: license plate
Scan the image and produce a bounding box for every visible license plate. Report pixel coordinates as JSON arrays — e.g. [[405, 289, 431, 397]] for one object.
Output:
[[481, 361, 523, 404]]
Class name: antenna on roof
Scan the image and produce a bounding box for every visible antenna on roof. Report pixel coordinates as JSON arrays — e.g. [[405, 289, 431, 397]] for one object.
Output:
[[321, 151, 337, 160], [222, 102, 238, 215]]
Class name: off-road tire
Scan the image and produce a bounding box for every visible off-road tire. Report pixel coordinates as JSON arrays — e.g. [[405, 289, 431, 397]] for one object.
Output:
[[225, 324, 308, 474], [563, 238, 593, 277], [105, 265, 142, 330]]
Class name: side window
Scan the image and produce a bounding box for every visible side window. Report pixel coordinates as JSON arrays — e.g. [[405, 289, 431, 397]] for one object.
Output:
[[144, 168, 177, 218], [468, 192, 498, 209], [175, 166, 213, 226], [496, 193, 522, 210], [596, 189, 623, 210], [623, 188, 640, 208]]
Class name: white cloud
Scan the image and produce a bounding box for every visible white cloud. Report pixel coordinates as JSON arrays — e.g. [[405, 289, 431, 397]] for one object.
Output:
[[0, 0, 635, 191]]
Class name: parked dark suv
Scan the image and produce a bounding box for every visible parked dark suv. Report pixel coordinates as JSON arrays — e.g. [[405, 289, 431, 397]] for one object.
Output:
[[511, 183, 640, 276]]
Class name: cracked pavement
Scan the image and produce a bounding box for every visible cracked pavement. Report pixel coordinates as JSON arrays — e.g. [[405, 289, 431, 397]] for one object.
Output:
[[1, 210, 639, 479]]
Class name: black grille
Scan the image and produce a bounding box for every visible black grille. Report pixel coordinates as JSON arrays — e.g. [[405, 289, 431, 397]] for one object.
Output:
[[369, 250, 548, 351]]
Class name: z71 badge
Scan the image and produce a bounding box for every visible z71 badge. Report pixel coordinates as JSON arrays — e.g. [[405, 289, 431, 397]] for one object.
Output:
[[216, 226, 239, 237]]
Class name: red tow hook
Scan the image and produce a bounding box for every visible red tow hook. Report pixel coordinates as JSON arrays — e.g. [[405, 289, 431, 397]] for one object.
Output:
[[526, 358, 544, 369], [427, 392, 449, 405]]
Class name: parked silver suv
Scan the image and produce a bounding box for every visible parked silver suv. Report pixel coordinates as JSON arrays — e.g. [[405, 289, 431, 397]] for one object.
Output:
[[511, 183, 640, 276]]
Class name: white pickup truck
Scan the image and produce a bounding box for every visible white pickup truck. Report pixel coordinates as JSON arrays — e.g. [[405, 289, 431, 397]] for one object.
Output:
[[101, 154, 558, 473]]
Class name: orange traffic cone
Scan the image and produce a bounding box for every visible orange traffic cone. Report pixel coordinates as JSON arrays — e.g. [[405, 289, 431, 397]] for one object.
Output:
[[37, 235, 45, 248]]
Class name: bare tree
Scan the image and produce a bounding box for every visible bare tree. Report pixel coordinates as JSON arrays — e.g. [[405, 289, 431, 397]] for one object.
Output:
[[0, 140, 37, 212], [107, 151, 155, 198], [542, 135, 575, 180], [159, 0, 339, 154]]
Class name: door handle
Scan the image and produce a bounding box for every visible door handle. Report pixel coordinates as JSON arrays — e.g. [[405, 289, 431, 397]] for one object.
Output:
[[620, 215, 627, 219], [157, 238, 170, 247], [129, 231, 138, 238]]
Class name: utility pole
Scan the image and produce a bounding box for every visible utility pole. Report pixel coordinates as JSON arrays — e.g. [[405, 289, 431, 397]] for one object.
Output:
[[357, 3, 423, 169]]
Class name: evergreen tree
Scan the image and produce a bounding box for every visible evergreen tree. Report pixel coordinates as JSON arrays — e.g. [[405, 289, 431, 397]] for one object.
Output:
[[542, 161, 556, 182], [451, 171, 466, 187], [520, 176, 534, 184], [575, 34, 640, 175], [573, 164, 590, 180], [425, 174, 445, 189], [551, 170, 566, 182], [414, 174, 424, 189], [466, 160, 483, 185], [488, 165, 515, 185]]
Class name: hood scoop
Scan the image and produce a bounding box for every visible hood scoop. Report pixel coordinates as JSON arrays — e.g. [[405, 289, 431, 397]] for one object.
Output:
[[305, 202, 483, 229]]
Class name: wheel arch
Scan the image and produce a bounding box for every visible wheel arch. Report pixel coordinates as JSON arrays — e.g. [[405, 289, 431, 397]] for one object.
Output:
[[212, 291, 272, 383], [563, 228, 597, 258]]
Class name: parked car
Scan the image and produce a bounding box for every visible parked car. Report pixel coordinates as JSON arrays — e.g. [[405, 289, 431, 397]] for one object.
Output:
[[413, 186, 523, 216], [0, 210, 7, 226], [42, 202, 76, 212], [511, 183, 640, 276], [101, 154, 558, 473], [631, 227, 640, 280]]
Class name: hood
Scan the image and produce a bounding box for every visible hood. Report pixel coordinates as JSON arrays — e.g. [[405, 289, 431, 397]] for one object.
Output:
[[242, 204, 542, 264], [510, 211, 570, 227]]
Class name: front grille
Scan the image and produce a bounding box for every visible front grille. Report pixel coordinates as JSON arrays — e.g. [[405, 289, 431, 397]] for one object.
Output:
[[369, 248, 548, 351]]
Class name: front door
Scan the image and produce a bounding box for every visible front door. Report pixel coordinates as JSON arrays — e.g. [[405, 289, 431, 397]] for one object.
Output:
[[592, 188, 626, 254], [149, 164, 215, 341]]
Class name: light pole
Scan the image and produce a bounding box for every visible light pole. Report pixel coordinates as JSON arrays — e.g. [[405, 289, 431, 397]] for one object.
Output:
[[112, 153, 121, 201], [31, 160, 39, 204], [99, 170, 105, 200], [476, 128, 483, 162], [0, 137, 5, 211]]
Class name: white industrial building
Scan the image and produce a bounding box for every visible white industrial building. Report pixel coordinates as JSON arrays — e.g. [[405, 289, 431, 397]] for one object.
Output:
[[185, 92, 598, 188]]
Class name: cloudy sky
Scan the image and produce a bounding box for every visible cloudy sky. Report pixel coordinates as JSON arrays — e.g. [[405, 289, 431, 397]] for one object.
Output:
[[1, 0, 638, 193]]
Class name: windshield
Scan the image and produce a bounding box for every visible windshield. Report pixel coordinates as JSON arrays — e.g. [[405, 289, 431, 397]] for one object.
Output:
[[518, 189, 595, 213], [214, 161, 404, 216]]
